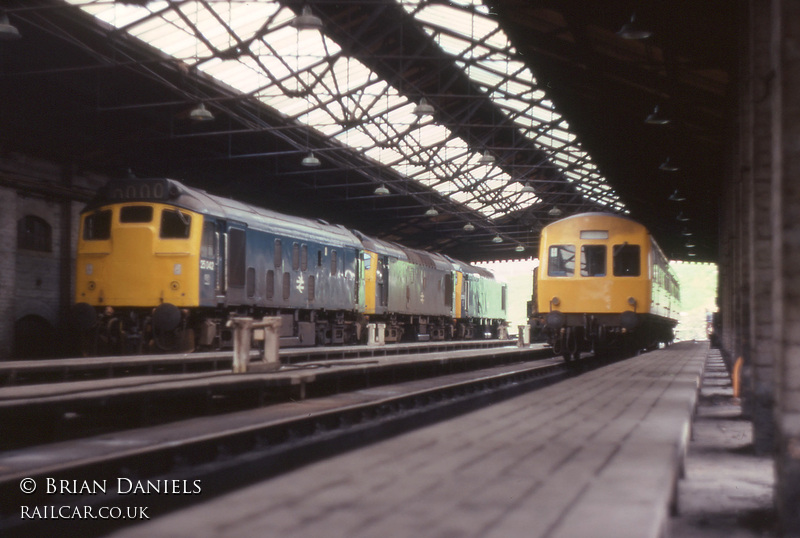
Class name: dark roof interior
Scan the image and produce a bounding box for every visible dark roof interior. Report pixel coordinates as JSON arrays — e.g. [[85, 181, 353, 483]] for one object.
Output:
[[0, 0, 737, 263]]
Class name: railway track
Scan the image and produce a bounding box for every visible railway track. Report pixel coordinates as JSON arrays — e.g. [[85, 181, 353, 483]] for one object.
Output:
[[0, 345, 600, 537], [0, 344, 545, 449], [0, 340, 513, 387]]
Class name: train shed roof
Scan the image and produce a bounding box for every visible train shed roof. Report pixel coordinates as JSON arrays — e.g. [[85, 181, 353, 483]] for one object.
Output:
[[1, 1, 735, 263]]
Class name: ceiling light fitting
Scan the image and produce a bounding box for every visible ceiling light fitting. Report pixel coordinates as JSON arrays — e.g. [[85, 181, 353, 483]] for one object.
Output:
[[189, 103, 214, 121], [413, 97, 434, 117], [301, 152, 320, 167], [548, 206, 563, 217], [374, 184, 390, 196], [0, 13, 20, 41], [617, 14, 652, 40], [291, 6, 323, 31], [659, 158, 679, 172], [492, 235, 503, 244], [668, 189, 686, 201], [463, 222, 475, 232], [424, 207, 439, 217], [520, 184, 535, 194], [478, 150, 495, 165], [645, 105, 670, 125], [515, 245, 525, 252]]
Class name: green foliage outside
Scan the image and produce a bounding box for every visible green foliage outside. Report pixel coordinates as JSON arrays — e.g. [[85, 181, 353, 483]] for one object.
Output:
[[671, 261, 718, 341]]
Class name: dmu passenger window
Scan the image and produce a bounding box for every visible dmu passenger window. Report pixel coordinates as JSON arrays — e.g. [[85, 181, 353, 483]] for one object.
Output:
[[83, 210, 111, 240], [613, 244, 641, 276], [580, 245, 606, 277], [120, 206, 153, 223], [547, 245, 575, 277], [160, 210, 191, 239]]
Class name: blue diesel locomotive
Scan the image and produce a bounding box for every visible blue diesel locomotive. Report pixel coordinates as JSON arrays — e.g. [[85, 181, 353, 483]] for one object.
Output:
[[72, 177, 507, 353]]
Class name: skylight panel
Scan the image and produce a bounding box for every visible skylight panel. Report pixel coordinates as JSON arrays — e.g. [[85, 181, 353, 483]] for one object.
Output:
[[80, 2, 148, 28], [414, 4, 471, 33], [434, 32, 472, 57]]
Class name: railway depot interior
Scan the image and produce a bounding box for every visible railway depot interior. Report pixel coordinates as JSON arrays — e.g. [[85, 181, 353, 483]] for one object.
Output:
[[1, 0, 799, 536]]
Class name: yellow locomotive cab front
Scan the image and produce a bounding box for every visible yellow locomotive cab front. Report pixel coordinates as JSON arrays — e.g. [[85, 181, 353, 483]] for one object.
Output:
[[75, 203, 202, 309]]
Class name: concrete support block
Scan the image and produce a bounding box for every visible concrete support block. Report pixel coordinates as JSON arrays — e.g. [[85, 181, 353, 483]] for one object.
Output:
[[367, 323, 386, 346], [228, 316, 282, 373], [517, 325, 530, 347]]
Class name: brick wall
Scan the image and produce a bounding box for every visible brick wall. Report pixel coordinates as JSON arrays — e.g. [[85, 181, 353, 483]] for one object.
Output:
[[0, 157, 106, 359]]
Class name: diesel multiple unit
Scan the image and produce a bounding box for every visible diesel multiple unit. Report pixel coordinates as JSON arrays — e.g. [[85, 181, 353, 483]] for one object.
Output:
[[73, 178, 507, 353], [530, 213, 680, 360]]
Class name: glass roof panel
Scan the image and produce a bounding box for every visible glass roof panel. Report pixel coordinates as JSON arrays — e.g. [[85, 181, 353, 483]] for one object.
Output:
[[65, 0, 624, 221]]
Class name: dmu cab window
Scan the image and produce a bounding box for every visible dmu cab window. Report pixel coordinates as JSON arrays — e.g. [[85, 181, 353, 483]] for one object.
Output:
[[160, 209, 191, 239], [580, 245, 606, 277], [613, 244, 641, 276], [83, 210, 111, 240], [548, 245, 575, 276]]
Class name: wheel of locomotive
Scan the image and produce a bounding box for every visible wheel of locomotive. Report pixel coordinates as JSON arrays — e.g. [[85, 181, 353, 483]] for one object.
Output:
[[153, 326, 178, 352], [97, 316, 124, 355]]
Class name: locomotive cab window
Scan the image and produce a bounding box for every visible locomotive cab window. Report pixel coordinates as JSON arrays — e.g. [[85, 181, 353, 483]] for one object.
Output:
[[613, 244, 641, 276], [548, 245, 575, 277], [160, 209, 191, 239], [83, 210, 111, 240], [581, 245, 606, 277], [119, 206, 153, 223]]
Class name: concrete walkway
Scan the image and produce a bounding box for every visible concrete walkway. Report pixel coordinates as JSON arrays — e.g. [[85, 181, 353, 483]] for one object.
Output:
[[110, 342, 707, 538], [670, 349, 775, 537]]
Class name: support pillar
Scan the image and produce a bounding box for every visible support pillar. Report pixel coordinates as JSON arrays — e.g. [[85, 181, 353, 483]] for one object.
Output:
[[747, 0, 777, 455], [0, 189, 16, 359], [771, 0, 800, 532]]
